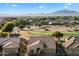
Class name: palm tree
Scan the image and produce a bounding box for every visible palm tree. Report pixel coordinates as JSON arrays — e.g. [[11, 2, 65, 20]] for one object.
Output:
[[52, 31, 67, 56], [52, 31, 63, 44]]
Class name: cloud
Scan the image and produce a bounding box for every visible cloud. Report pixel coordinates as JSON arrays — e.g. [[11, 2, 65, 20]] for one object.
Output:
[[5, 4, 17, 7], [39, 6, 43, 9], [11, 4, 17, 7], [64, 3, 72, 9], [9, 4, 18, 11], [66, 3, 72, 6], [64, 6, 68, 9], [5, 4, 9, 6]]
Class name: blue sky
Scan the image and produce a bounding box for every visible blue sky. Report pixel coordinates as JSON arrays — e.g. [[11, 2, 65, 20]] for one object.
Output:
[[0, 3, 79, 14]]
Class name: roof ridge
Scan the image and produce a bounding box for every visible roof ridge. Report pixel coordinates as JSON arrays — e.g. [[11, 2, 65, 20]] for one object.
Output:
[[0, 38, 11, 45], [63, 36, 76, 48], [3, 41, 12, 48], [27, 40, 40, 48], [3, 41, 19, 48]]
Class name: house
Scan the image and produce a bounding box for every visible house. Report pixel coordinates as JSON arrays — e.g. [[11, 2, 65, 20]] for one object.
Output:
[[27, 36, 56, 56], [0, 37, 20, 56], [0, 31, 29, 56], [63, 36, 79, 56]]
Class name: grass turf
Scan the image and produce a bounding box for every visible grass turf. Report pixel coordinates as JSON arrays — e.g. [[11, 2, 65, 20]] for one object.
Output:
[[28, 31, 79, 36]]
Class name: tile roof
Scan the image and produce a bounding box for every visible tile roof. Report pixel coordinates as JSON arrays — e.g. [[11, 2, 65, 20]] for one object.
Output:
[[0, 37, 20, 48], [27, 40, 40, 48], [67, 37, 79, 49], [62, 36, 79, 49], [3, 42, 19, 48], [63, 36, 76, 48], [27, 36, 56, 49]]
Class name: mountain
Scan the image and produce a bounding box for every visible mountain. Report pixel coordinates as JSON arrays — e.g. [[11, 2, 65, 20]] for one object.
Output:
[[52, 10, 79, 16], [0, 10, 79, 17]]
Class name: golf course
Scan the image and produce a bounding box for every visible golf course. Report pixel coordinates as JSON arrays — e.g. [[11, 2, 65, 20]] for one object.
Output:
[[28, 31, 79, 36]]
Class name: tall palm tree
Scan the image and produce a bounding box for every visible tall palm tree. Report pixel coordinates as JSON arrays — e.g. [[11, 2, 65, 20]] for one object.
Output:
[[52, 31, 63, 44], [52, 31, 67, 56]]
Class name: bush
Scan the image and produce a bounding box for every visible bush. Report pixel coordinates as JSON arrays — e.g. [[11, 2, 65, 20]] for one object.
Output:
[[0, 32, 8, 37], [37, 49, 44, 56], [0, 25, 2, 29], [44, 28, 49, 31], [19, 24, 25, 30], [2, 22, 14, 32]]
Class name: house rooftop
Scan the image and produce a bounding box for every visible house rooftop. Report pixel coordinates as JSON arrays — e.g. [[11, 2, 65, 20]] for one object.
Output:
[[27, 36, 56, 49], [0, 37, 20, 48], [63, 36, 79, 49]]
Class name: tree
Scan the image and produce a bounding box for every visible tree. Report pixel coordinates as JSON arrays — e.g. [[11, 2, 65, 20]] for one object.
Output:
[[2, 22, 14, 32], [19, 24, 25, 30], [52, 31, 67, 56], [74, 17, 78, 23], [0, 32, 8, 37], [52, 31, 63, 44], [27, 26, 30, 29], [0, 25, 2, 29]]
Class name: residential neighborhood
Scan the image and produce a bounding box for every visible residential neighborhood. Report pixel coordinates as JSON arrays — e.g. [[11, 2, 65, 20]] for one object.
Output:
[[1, 3, 79, 56], [0, 28, 79, 56]]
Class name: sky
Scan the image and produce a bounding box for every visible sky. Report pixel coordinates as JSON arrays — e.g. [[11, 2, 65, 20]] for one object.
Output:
[[0, 3, 79, 14]]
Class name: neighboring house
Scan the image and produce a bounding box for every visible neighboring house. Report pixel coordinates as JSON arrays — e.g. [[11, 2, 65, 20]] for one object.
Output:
[[27, 36, 56, 56], [0, 19, 3, 24], [63, 36, 79, 56], [0, 37, 20, 56]]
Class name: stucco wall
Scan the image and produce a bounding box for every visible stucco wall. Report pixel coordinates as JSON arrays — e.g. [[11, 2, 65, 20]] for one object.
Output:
[[43, 49, 56, 56], [3, 48, 18, 56], [66, 49, 79, 56], [27, 44, 43, 54], [27, 43, 56, 55]]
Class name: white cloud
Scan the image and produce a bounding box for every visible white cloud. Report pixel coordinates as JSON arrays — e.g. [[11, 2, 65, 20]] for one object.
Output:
[[64, 3, 72, 9], [64, 6, 68, 9], [5, 4, 17, 7], [5, 4, 9, 6], [66, 3, 72, 6], [11, 4, 17, 7], [39, 6, 43, 8]]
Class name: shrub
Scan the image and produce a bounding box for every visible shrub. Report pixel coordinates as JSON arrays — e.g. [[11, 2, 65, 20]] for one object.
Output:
[[2, 22, 14, 32], [0, 25, 2, 29], [44, 28, 49, 31], [37, 49, 44, 56], [19, 24, 25, 30], [0, 32, 8, 37]]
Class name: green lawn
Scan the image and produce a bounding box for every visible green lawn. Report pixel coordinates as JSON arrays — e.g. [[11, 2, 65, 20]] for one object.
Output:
[[28, 31, 52, 36], [64, 32, 79, 36], [28, 31, 79, 36]]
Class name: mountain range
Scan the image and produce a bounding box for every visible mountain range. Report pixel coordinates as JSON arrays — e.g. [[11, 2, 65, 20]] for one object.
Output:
[[52, 10, 79, 16], [0, 10, 79, 17]]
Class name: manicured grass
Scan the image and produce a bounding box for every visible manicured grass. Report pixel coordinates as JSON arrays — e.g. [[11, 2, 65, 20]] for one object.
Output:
[[64, 32, 79, 36], [28, 31, 52, 36], [28, 31, 79, 36]]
